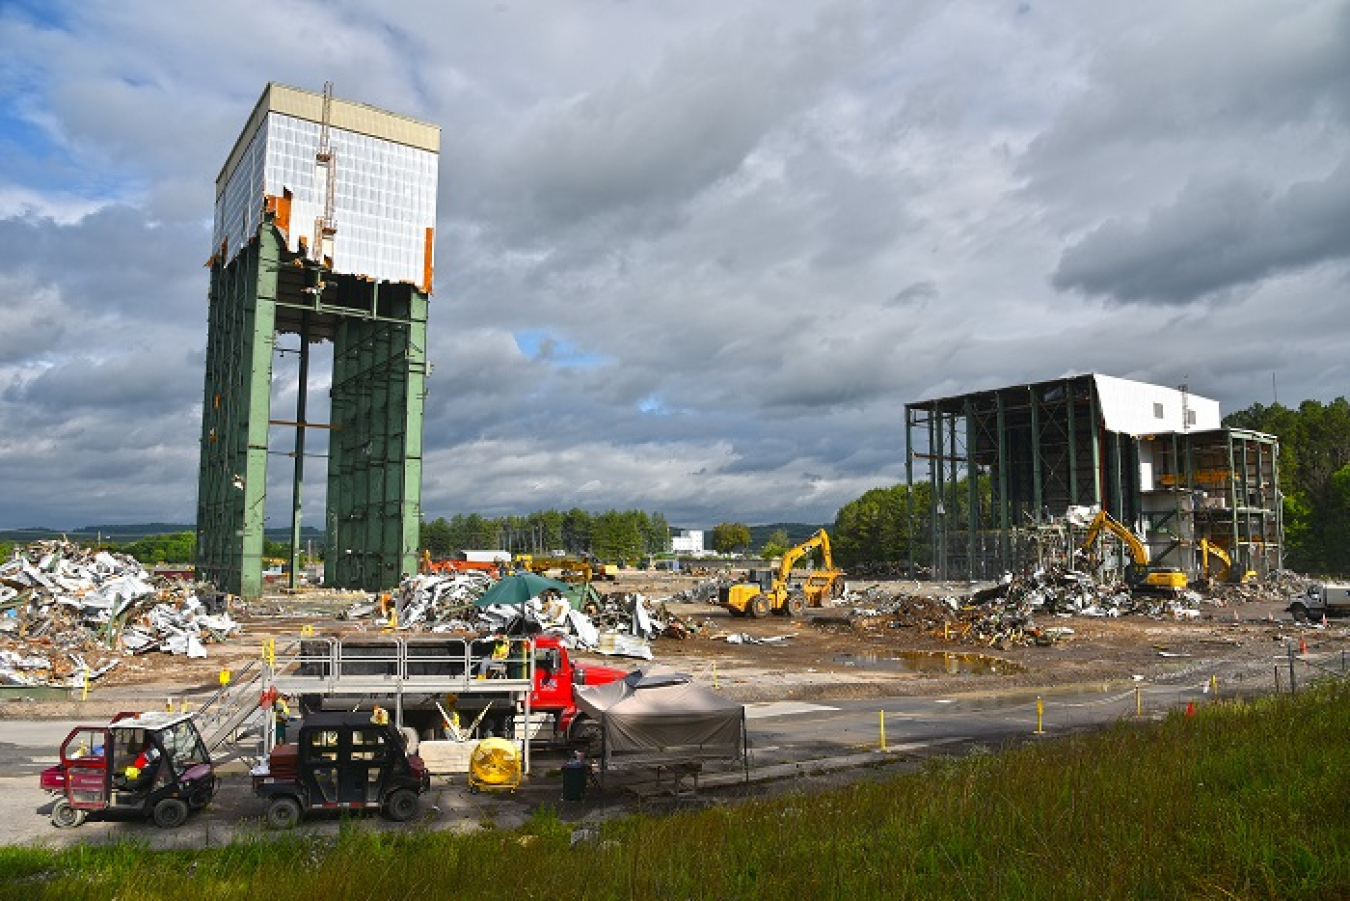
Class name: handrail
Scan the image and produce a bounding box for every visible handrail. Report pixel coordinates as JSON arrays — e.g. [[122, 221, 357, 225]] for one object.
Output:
[[273, 635, 534, 693]]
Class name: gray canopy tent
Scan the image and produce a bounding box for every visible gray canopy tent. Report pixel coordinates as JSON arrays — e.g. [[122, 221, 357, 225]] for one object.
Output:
[[573, 667, 748, 792]]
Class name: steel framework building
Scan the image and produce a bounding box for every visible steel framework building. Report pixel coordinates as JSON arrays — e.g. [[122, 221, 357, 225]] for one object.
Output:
[[905, 374, 1281, 583], [196, 83, 439, 598]]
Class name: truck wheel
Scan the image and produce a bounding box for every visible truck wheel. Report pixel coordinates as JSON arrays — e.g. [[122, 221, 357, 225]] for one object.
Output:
[[51, 799, 86, 829], [749, 595, 771, 618], [152, 798, 189, 829], [783, 595, 805, 617], [728, 606, 746, 618], [1290, 603, 1309, 624], [383, 789, 419, 822], [569, 716, 602, 754], [266, 796, 302, 830]]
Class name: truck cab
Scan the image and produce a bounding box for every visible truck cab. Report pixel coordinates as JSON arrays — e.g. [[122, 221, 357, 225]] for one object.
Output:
[[528, 635, 628, 742], [1289, 582, 1350, 622]]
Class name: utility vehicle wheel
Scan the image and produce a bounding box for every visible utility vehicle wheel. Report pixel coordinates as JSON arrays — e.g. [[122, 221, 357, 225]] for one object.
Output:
[[384, 789, 419, 822], [783, 595, 805, 617], [153, 798, 189, 829], [51, 799, 86, 829], [266, 796, 302, 830], [748, 594, 771, 618]]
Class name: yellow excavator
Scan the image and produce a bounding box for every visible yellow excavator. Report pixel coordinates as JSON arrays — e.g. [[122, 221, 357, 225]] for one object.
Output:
[[1197, 539, 1256, 585], [721, 529, 847, 618], [1079, 510, 1189, 592]]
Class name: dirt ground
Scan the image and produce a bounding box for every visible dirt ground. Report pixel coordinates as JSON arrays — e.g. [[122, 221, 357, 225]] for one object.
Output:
[[1, 570, 1329, 720]]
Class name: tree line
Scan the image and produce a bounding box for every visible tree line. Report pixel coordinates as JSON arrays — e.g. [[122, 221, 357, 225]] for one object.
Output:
[[1224, 398, 1350, 575], [420, 508, 671, 565]]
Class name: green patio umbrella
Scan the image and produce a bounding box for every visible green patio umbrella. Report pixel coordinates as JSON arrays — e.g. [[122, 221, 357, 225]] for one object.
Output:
[[473, 572, 574, 607]]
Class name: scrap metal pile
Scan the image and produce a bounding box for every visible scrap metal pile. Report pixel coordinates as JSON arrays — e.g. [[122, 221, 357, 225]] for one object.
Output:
[[837, 566, 1286, 650], [0, 540, 241, 687], [349, 572, 704, 660]]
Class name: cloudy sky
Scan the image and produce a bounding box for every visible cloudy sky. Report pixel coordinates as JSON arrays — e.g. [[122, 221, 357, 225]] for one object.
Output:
[[1, 0, 1347, 532]]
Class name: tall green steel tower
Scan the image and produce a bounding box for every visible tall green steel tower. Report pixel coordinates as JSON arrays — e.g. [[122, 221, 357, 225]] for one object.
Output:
[[197, 83, 439, 598]]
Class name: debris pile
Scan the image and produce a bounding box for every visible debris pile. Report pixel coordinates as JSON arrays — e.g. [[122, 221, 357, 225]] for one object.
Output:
[[832, 566, 1288, 649], [0, 540, 241, 687], [343, 573, 704, 660]]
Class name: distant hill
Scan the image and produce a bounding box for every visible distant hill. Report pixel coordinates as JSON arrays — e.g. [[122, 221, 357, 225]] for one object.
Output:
[[1, 523, 326, 546]]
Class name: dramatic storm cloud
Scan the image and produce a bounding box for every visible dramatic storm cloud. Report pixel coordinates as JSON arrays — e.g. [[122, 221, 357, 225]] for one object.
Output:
[[0, 0, 1346, 530]]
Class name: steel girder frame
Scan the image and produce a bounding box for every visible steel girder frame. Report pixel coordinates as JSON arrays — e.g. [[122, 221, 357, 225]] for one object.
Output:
[[196, 229, 279, 599], [325, 285, 426, 592], [907, 376, 1111, 582]]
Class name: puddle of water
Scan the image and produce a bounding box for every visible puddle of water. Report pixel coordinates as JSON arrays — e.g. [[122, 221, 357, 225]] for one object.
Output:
[[832, 651, 1023, 676]]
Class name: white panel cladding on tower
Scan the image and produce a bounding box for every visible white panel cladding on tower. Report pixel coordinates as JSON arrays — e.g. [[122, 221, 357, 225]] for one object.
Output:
[[212, 83, 440, 290]]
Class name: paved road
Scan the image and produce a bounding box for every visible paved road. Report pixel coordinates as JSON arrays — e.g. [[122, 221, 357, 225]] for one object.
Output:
[[0, 671, 1239, 850]]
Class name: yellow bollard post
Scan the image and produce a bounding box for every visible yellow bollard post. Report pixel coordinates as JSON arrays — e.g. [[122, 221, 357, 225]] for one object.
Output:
[[712, 661, 719, 689], [1136, 685, 1142, 718], [879, 710, 887, 752], [219, 667, 232, 688], [944, 622, 950, 641], [1209, 674, 1218, 697], [1034, 696, 1044, 734]]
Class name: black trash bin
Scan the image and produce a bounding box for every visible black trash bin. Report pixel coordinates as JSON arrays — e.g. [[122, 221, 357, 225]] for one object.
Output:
[[561, 758, 589, 802]]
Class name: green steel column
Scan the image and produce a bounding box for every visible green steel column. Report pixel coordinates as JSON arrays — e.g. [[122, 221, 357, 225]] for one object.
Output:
[[965, 400, 977, 579], [1089, 385, 1102, 508], [288, 319, 310, 592], [996, 393, 1009, 566], [1030, 387, 1043, 521], [931, 410, 942, 580], [238, 230, 279, 600], [195, 226, 278, 599], [905, 407, 915, 577], [401, 290, 427, 580], [1066, 378, 1078, 506], [947, 410, 959, 574]]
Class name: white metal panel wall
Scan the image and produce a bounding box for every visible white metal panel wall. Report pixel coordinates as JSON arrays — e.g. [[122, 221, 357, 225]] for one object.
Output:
[[212, 112, 438, 287], [1093, 374, 1221, 436]]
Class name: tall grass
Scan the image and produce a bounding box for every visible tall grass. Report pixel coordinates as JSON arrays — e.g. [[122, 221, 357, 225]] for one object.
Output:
[[6, 681, 1350, 899]]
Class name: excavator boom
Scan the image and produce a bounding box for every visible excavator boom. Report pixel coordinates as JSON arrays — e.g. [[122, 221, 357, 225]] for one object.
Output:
[[1080, 510, 1187, 592]]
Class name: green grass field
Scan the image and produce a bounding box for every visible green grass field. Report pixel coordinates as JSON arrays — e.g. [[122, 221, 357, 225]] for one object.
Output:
[[5, 680, 1349, 900]]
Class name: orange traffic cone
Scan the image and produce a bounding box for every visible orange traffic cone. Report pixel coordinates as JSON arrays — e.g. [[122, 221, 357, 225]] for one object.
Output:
[[1322, 613, 1328, 627], [1299, 637, 1308, 655], [1186, 701, 1196, 717]]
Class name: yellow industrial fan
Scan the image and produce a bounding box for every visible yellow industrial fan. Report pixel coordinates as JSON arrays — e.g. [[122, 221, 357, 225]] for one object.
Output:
[[467, 737, 521, 793]]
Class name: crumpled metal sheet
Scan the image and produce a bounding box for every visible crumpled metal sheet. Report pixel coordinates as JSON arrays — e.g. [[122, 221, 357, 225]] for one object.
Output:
[[0, 539, 240, 686], [831, 564, 1277, 649], [348, 574, 700, 661]]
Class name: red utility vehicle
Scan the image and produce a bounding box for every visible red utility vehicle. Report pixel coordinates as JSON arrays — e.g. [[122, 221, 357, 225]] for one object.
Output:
[[39, 711, 216, 829]]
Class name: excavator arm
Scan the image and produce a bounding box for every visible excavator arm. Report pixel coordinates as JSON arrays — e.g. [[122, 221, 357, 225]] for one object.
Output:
[[1080, 510, 1187, 591]]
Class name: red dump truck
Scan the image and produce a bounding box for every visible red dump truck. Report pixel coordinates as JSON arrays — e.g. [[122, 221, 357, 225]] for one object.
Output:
[[287, 633, 627, 747]]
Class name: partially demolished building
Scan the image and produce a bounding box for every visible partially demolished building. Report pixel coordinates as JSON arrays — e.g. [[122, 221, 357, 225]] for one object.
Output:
[[905, 374, 1281, 583], [197, 83, 439, 598]]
